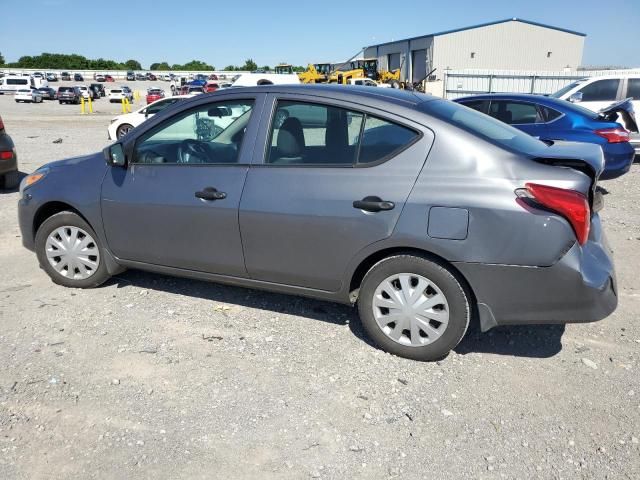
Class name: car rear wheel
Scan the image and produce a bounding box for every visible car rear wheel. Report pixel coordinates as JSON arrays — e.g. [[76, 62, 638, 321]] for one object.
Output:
[[35, 212, 111, 288], [357, 254, 470, 361], [116, 123, 134, 139]]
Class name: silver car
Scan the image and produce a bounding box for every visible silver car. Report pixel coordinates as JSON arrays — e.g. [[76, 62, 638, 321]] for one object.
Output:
[[17, 85, 617, 361]]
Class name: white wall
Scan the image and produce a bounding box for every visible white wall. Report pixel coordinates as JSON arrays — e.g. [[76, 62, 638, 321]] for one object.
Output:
[[432, 21, 584, 74], [442, 68, 640, 99]]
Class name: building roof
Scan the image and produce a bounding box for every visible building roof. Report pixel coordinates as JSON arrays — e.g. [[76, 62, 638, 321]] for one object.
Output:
[[365, 18, 586, 49]]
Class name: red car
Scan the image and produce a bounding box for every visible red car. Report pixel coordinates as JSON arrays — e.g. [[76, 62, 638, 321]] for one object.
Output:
[[146, 88, 165, 104], [208, 74, 218, 80], [204, 82, 219, 93], [105, 75, 115, 82]]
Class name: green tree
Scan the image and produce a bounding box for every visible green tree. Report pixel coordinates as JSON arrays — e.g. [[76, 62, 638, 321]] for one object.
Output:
[[260, 65, 271, 71], [241, 58, 257, 71], [124, 59, 142, 70], [150, 62, 171, 71], [224, 65, 238, 71], [178, 60, 214, 71], [0, 52, 5, 66]]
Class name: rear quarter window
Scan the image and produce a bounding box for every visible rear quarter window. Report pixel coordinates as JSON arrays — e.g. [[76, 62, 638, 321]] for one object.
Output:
[[424, 100, 545, 154]]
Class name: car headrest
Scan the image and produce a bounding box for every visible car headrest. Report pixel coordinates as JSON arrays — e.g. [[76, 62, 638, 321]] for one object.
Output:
[[277, 117, 305, 157]]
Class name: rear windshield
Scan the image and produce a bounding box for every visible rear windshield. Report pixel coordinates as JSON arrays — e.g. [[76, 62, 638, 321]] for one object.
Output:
[[7, 78, 29, 85], [110, 89, 122, 93], [550, 80, 586, 98], [148, 89, 162, 94], [424, 100, 545, 154], [58, 87, 73, 92]]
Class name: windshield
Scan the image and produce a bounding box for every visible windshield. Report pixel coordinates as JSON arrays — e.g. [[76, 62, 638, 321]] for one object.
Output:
[[425, 100, 546, 154], [550, 80, 585, 98]]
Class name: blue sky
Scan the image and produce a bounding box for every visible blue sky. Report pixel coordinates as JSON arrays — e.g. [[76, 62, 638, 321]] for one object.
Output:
[[1, 0, 638, 68]]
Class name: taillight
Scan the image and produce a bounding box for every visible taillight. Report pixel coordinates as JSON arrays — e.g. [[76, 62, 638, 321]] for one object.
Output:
[[595, 127, 629, 143], [0, 151, 13, 160], [521, 183, 591, 245], [0, 116, 4, 130]]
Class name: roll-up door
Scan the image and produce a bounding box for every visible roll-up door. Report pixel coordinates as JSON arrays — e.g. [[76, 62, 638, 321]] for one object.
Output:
[[388, 53, 401, 71], [412, 49, 427, 83]]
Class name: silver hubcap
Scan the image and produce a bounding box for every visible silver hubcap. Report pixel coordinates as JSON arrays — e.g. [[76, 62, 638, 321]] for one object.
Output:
[[117, 125, 132, 138], [45, 226, 100, 280], [372, 273, 449, 347]]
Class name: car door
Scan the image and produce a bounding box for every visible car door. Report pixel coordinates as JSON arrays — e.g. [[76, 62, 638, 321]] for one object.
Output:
[[101, 94, 264, 276], [624, 78, 640, 121], [574, 78, 622, 113], [621, 78, 640, 153], [487, 100, 548, 138], [239, 94, 434, 292]]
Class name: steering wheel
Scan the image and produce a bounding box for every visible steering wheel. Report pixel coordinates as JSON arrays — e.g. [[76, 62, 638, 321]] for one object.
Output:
[[178, 139, 210, 164]]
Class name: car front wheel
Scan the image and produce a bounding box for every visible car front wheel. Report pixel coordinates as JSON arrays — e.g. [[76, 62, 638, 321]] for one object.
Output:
[[358, 254, 471, 361], [116, 123, 134, 139], [35, 212, 111, 288]]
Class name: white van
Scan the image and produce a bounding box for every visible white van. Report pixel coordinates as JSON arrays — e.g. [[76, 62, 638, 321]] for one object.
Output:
[[551, 75, 640, 155], [0, 75, 31, 94]]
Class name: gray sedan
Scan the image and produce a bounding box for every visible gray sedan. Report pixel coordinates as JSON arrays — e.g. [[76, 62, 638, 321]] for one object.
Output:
[[17, 85, 617, 361]]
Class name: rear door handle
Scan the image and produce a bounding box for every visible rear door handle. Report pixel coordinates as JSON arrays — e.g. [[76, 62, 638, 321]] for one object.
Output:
[[195, 187, 226, 201], [353, 196, 395, 213]]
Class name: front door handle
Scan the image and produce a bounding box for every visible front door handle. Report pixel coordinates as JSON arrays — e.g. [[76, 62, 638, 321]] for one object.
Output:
[[353, 196, 395, 213], [195, 187, 226, 201]]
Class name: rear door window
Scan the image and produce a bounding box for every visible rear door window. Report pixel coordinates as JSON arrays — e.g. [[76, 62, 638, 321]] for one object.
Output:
[[626, 79, 640, 100], [488, 101, 542, 124], [358, 116, 419, 164], [578, 79, 620, 102], [266, 100, 418, 166], [458, 100, 490, 114]]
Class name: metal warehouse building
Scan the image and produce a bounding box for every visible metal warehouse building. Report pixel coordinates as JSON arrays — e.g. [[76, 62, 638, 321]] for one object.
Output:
[[363, 18, 585, 84]]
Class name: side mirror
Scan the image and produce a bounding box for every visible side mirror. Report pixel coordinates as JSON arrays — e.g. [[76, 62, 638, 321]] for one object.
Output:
[[569, 92, 583, 103], [104, 144, 126, 167]]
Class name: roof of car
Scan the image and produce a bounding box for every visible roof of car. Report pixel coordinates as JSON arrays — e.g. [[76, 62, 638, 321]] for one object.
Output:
[[454, 92, 599, 113], [227, 84, 438, 108]]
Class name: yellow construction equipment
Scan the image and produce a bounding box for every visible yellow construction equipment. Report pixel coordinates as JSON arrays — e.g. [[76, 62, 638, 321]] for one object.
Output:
[[274, 64, 294, 75], [329, 58, 403, 88], [298, 63, 332, 84]]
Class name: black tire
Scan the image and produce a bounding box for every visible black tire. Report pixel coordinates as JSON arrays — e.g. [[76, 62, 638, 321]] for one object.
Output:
[[35, 212, 111, 289], [1, 171, 21, 190], [388, 80, 401, 89], [59, 101, 63, 104], [357, 254, 470, 361]]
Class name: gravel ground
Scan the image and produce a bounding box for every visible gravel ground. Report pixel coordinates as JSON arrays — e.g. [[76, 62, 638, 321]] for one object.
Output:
[[1, 90, 639, 480]]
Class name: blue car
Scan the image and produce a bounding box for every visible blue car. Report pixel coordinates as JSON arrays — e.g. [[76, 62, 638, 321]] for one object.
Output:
[[454, 94, 638, 180]]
